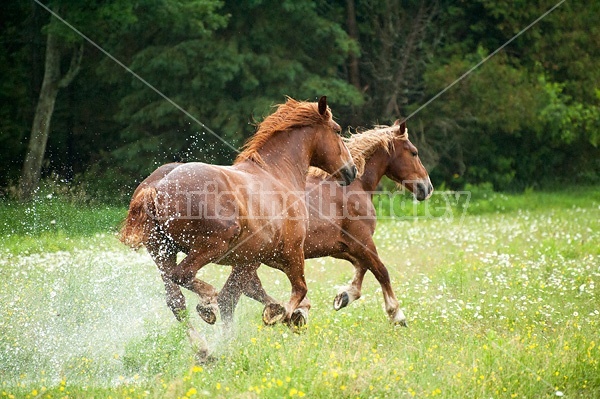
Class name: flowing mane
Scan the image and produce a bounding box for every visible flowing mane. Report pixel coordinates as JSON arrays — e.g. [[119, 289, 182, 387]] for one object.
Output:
[[310, 123, 408, 178], [234, 97, 333, 166]]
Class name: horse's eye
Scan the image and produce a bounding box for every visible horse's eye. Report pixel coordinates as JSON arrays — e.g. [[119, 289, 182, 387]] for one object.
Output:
[[412, 151, 418, 157]]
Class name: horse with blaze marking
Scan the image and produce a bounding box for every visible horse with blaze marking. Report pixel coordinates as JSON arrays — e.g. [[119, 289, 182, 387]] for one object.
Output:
[[120, 96, 356, 359]]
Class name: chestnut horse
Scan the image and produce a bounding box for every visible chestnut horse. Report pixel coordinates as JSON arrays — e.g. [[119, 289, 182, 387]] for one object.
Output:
[[216, 120, 433, 327], [120, 97, 356, 358]]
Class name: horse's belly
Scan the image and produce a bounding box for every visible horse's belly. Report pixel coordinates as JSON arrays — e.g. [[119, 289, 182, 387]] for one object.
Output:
[[304, 237, 344, 259], [304, 219, 344, 258], [215, 236, 279, 265]]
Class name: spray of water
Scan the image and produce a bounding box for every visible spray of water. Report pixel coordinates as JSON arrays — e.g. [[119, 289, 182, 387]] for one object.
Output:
[[0, 238, 234, 387]]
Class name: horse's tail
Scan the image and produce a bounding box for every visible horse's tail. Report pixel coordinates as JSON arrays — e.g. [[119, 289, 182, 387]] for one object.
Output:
[[119, 186, 158, 249]]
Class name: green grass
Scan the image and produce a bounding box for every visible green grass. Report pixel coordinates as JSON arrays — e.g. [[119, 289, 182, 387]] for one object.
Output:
[[1, 187, 599, 398], [373, 184, 600, 219], [0, 199, 125, 254]]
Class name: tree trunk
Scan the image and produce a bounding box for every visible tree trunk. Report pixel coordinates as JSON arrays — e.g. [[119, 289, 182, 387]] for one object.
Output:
[[384, 1, 427, 117], [19, 28, 82, 201], [346, 0, 361, 90]]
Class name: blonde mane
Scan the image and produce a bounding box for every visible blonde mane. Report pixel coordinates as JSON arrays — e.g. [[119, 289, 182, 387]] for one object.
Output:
[[309, 124, 408, 178], [234, 97, 332, 166]]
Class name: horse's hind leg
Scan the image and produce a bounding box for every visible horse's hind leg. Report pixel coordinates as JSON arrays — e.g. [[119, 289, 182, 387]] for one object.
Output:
[[239, 264, 278, 306], [149, 245, 210, 361], [167, 230, 240, 325], [161, 275, 210, 360], [217, 267, 245, 327], [336, 242, 406, 326]]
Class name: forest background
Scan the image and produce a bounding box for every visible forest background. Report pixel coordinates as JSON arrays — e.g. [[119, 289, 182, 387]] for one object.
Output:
[[1, 0, 599, 203]]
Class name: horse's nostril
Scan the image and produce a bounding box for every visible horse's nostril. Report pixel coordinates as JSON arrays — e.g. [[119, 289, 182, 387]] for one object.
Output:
[[416, 182, 429, 200], [340, 164, 357, 186]]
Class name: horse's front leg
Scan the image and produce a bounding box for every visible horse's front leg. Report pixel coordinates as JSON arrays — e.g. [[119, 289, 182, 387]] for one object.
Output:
[[367, 256, 406, 326], [222, 262, 310, 328], [262, 252, 308, 327], [218, 263, 278, 327]]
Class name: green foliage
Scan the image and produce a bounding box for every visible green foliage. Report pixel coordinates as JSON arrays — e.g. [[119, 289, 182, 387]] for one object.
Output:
[[0, 0, 599, 196], [538, 75, 600, 146], [407, 0, 600, 190], [97, 0, 364, 187]]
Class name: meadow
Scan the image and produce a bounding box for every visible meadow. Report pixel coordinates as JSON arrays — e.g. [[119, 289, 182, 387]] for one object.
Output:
[[0, 187, 599, 398]]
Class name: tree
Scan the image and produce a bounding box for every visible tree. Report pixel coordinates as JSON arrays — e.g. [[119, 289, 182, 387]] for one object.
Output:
[[2, 0, 598, 197], [408, 0, 600, 189], [353, 0, 439, 122], [0, 1, 40, 190], [17, 0, 139, 200], [18, 21, 83, 200], [107, 0, 363, 183]]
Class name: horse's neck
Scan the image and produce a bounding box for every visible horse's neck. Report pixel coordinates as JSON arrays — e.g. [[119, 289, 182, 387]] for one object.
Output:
[[359, 147, 389, 192], [257, 130, 313, 189]]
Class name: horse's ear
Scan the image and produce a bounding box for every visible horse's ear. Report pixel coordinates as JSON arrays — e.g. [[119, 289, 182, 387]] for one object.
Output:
[[318, 96, 327, 115], [393, 119, 400, 126], [399, 120, 407, 135]]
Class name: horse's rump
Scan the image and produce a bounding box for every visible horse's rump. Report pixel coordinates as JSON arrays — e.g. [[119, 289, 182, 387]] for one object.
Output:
[[119, 186, 158, 249], [148, 163, 298, 256]]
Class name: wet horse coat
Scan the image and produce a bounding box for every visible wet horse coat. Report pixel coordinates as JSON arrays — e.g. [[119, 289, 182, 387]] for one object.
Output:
[[120, 97, 356, 358], [216, 121, 433, 326]]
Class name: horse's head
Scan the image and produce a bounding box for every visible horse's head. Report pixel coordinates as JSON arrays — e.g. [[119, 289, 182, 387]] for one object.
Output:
[[386, 120, 433, 201], [310, 96, 357, 186]]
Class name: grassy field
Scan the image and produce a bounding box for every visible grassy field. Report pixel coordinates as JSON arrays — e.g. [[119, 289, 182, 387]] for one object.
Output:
[[1, 187, 599, 398]]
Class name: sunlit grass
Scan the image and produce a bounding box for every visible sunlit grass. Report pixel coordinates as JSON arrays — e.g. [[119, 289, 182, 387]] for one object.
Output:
[[0, 188, 599, 398]]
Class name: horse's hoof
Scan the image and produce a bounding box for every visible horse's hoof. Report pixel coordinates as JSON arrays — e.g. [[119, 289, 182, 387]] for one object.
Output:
[[393, 319, 408, 327], [188, 330, 212, 363], [333, 292, 349, 310], [195, 350, 216, 364], [196, 303, 217, 325], [391, 309, 408, 327], [262, 303, 286, 325], [290, 308, 308, 328]]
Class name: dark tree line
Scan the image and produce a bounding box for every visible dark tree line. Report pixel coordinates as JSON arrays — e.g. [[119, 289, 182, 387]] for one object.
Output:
[[1, 0, 598, 202]]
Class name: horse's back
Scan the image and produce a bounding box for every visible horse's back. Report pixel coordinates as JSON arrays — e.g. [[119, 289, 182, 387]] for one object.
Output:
[[156, 162, 257, 190], [147, 162, 293, 255]]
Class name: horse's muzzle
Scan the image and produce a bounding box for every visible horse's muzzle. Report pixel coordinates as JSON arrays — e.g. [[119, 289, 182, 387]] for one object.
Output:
[[339, 163, 357, 186], [415, 180, 434, 201]]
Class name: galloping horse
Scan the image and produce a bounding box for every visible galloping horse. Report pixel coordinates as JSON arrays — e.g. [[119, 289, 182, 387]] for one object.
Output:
[[216, 120, 433, 327], [120, 97, 356, 358]]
